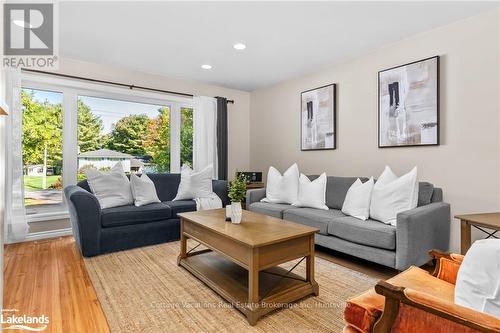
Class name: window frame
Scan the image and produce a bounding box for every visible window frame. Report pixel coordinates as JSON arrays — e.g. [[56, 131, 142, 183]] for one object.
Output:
[[21, 72, 193, 222]]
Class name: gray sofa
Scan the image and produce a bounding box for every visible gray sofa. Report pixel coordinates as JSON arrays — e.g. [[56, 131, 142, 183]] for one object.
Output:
[[246, 176, 450, 271]]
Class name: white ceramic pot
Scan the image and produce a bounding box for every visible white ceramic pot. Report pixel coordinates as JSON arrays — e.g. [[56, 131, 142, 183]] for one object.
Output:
[[231, 202, 242, 224], [225, 204, 232, 221]]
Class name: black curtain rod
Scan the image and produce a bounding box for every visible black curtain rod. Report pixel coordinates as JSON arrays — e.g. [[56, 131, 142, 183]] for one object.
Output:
[[21, 68, 235, 104]]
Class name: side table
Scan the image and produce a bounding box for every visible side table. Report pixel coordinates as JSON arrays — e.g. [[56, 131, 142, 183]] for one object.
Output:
[[455, 213, 500, 254]]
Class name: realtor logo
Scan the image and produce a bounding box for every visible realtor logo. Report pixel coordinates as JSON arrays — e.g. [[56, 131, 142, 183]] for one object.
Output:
[[3, 3, 58, 68], [1, 309, 49, 331]]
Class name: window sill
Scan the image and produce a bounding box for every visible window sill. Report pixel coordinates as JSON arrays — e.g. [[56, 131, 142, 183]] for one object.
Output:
[[27, 211, 69, 223]]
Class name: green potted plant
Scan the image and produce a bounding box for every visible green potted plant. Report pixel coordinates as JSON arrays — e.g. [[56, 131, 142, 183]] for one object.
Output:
[[227, 173, 247, 224]]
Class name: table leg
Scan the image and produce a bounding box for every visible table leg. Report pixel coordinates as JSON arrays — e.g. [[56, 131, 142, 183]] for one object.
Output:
[[247, 248, 259, 325], [460, 220, 471, 255], [306, 235, 319, 296], [177, 218, 187, 265]]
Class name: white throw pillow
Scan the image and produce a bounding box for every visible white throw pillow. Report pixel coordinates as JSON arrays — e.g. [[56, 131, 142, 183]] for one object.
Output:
[[342, 177, 374, 220], [261, 163, 299, 204], [292, 173, 328, 210], [85, 162, 134, 209], [173, 164, 213, 200], [455, 240, 500, 318], [130, 173, 161, 206], [369, 166, 418, 225]]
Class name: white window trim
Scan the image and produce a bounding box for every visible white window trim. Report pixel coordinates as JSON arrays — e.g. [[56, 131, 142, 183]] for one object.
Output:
[[21, 72, 193, 222], [169, 104, 181, 173]]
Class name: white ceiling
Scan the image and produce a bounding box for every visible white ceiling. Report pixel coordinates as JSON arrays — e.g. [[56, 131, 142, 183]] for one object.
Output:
[[60, 1, 498, 91]]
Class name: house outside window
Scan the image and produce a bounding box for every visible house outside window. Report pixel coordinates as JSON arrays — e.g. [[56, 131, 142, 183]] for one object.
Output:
[[21, 73, 193, 222]]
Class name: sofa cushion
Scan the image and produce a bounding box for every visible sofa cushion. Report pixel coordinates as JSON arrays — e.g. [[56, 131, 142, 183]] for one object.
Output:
[[146, 173, 181, 202], [292, 173, 328, 210], [455, 239, 500, 317], [85, 162, 134, 209], [174, 165, 214, 200], [130, 173, 161, 206], [248, 202, 292, 219], [431, 187, 443, 203], [79, 173, 229, 205], [344, 266, 455, 333], [262, 164, 299, 204], [326, 176, 367, 210], [327, 216, 396, 250], [164, 200, 197, 217], [418, 182, 434, 206], [283, 208, 345, 235], [101, 202, 172, 228]]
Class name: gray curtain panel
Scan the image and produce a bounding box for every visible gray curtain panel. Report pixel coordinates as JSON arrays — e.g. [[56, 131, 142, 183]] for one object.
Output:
[[216, 97, 228, 180]]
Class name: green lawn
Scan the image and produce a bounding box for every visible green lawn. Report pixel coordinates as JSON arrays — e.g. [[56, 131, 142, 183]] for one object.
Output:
[[24, 175, 60, 190]]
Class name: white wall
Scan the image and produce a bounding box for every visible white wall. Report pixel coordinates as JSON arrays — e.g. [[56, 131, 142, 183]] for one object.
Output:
[[250, 9, 500, 253], [54, 57, 251, 179]]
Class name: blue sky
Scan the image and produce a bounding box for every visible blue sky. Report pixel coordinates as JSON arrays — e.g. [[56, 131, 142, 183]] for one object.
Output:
[[24, 88, 164, 134]]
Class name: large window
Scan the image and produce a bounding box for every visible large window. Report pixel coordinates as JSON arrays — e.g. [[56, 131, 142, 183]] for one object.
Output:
[[180, 107, 193, 167], [77, 96, 172, 177], [21, 88, 64, 215], [21, 74, 194, 220]]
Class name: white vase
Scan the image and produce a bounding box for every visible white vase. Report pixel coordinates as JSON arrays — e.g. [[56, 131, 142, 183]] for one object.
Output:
[[231, 202, 242, 224], [225, 204, 232, 221]]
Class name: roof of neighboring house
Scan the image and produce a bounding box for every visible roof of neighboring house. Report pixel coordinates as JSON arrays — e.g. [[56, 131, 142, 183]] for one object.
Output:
[[78, 149, 133, 159], [131, 159, 145, 168]]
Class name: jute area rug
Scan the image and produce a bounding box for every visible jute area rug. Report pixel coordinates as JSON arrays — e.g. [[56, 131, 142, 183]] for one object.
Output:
[[84, 241, 377, 333]]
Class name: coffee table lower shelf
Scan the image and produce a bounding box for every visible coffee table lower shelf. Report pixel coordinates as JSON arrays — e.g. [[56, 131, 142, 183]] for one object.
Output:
[[178, 250, 318, 325]]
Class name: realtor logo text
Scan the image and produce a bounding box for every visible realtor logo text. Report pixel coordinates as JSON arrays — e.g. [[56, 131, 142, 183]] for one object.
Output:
[[3, 3, 58, 69]]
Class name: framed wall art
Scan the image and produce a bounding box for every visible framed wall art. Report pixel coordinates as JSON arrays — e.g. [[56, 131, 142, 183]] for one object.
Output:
[[301, 84, 336, 151], [378, 56, 439, 148]]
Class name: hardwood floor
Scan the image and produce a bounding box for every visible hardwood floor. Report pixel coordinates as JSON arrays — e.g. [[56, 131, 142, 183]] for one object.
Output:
[[3, 237, 110, 333], [3, 236, 397, 332], [316, 245, 398, 280]]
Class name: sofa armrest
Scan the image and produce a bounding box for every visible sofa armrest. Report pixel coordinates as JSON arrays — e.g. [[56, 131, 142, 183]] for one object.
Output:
[[212, 180, 230, 206], [404, 289, 500, 332], [396, 202, 451, 270], [246, 188, 266, 207], [429, 250, 464, 284], [428, 250, 464, 263], [64, 185, 102, 257], [374, 281, 500, 333]]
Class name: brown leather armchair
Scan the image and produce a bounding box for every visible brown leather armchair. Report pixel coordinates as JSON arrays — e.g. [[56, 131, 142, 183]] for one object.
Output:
[[344, 250, 500, 333]]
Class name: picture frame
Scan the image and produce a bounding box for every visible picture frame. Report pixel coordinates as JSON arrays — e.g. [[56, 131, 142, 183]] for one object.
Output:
[[378, 56, 439, 148], [301, 84, 336, 151]]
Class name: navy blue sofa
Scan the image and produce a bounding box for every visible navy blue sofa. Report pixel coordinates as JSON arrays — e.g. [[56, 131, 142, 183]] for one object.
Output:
[[64, 173, 230, 257]]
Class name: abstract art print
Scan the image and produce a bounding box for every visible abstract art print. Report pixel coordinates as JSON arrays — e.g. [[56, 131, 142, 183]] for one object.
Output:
[[301, 84, 336, 150], [378, 56, 439, 147]]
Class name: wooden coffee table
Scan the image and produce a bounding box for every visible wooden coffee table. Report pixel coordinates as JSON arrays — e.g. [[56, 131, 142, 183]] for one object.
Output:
[[177, 209, 319, 325]]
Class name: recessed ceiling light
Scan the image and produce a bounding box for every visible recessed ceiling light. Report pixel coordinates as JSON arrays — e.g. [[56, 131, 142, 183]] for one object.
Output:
[[13, 20, 32, 28], [201, 64, 212, 70], [233, 43, 246, 50]]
